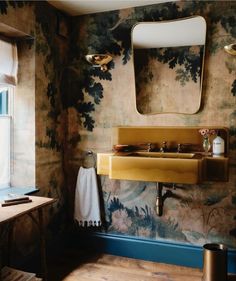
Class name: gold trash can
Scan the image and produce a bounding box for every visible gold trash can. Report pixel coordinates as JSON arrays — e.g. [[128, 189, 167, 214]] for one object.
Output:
[[202, 243, 228, 281]]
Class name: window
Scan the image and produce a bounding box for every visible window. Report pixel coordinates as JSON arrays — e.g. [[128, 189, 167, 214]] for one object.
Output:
[[0, 38, 17, 189], [0, 86, 13, 189], [0, 32, 36, 190]]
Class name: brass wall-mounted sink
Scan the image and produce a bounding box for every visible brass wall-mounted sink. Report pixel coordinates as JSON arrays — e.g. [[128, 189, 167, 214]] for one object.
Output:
[[97, 126, 229, 184], [110, 153, 202, 184], [97, 152, 203, 184]]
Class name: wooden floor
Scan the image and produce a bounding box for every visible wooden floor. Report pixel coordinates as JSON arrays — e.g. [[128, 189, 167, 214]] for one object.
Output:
[[47, 249, 204, 281], [47, 250, 236, 281], [63, 255, 203, 281]]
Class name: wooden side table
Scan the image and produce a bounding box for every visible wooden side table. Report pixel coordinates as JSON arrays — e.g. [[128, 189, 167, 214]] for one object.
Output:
[[0, 196, 56, 281]]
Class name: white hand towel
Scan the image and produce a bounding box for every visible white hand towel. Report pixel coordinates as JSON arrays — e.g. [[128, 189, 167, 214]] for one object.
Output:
[[74, 167, 101, 226]]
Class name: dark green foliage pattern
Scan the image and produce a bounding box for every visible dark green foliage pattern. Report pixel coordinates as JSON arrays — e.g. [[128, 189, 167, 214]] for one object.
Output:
[[1, 1, 235, 137], [106, 196, 186, 240], [2, 0, 236, 245], [35, 3, 66, 150], [204, 194, 227, 206], [231, 80, 236, 96], [66, 1, 235, 133]]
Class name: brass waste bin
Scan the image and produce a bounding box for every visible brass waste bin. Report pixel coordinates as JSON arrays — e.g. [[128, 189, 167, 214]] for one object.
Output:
[[202, 243, 228, 281]]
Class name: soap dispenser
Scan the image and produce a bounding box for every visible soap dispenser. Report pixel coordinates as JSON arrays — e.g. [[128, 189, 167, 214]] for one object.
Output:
[[213, 131, 225, 156]]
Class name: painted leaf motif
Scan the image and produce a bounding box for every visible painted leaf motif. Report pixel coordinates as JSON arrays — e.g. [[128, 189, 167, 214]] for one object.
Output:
[[86, 82, 104, 104], [89, 68, 113, 81], [77, 102, 95, 113], [108, 197, 124, 213], [82, 113, 95, 131], [204, 194, 227, 206], [231, 80, 236, 96]]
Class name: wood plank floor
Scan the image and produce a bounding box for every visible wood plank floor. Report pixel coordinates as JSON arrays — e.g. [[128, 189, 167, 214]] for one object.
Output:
[[47, 248, 236, 281], [61, 254, 202, 281], [47, 249, 203, 281]]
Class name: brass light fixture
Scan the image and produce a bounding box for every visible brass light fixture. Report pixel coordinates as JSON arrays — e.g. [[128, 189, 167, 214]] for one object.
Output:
[[224, 43, 236, 56], [85, 54, 113, 71]]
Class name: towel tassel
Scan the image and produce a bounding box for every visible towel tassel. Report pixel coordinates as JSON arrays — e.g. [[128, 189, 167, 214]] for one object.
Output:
[[75, 219, 101, 227]]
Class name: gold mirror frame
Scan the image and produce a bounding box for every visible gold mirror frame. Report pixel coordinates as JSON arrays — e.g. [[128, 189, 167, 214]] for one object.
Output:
[[131, 16, 207, 115]]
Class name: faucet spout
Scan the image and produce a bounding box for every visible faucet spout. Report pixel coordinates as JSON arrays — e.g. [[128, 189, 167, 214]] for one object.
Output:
[[147, 143, 156, 152]]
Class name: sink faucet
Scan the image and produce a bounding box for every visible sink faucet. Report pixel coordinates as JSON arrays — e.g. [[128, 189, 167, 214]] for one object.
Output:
[[160, 141, 167, 152], [147, 143, 152, 152], [177, 143, 182, 153]]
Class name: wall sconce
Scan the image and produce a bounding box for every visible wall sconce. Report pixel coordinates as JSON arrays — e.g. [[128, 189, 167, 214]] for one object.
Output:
[[224, 44, 236, 56], [85, 54, 113, 71]]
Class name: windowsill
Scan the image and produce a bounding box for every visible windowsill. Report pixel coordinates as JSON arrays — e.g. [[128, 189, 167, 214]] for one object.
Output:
[[0, 186, 39, 200]]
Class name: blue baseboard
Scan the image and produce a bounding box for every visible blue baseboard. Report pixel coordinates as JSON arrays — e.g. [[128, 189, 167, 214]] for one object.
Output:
[[84, 232, 236, 273]]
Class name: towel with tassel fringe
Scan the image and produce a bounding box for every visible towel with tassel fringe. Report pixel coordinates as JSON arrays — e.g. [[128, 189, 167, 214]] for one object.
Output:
[[74, 167, 101, 227]]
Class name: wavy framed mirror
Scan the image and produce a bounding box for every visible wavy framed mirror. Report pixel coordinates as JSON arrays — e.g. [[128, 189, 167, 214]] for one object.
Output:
[[132, 16, 207, 115]]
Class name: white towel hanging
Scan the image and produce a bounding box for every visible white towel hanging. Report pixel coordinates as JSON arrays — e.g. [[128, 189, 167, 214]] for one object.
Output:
[[74, 166, 101, 227]]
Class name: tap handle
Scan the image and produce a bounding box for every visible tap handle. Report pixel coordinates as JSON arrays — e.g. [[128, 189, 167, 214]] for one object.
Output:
[[160, 141, 167, 152], [177, 143, 182, 153], [147, 143, 152, 152]]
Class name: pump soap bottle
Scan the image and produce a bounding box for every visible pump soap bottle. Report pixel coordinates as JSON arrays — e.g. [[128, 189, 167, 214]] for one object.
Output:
[[213, 131, 225, 156]]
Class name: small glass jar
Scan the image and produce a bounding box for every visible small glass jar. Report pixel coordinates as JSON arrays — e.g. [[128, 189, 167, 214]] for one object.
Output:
[[203, 136, 211, 154]]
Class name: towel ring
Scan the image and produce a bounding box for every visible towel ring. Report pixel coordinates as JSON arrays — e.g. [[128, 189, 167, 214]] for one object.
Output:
[[82, 150, 96, 168]]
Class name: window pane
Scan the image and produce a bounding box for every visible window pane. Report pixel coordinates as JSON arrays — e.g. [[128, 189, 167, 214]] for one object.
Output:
[[0, 89, 8, 115], [0, 116, 10, 188]]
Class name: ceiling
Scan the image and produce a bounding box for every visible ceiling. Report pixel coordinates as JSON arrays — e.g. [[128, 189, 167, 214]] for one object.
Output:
[[47, 0, 174, 16]]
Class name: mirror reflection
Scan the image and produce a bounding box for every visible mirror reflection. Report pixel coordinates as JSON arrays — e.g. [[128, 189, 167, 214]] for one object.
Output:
[[132, 16, 206, 114]]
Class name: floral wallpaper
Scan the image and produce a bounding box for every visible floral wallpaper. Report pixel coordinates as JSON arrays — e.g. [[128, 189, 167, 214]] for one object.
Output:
[[0, 1, 69, 259], [67, 1, 236, 248], [0, 0, 236, 261], [34, 2, 69, 227]]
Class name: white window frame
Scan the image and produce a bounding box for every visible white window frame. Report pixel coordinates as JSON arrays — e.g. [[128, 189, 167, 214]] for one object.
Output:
[[0, 85, 13, 189]]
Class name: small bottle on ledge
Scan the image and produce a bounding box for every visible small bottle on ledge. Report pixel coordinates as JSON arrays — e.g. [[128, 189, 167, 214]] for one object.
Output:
[[212, 131, 225, 156]]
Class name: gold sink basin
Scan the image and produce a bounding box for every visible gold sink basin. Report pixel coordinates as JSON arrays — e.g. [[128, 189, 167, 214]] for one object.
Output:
[[127, 152, 196, 159], [97, 126, 229, 183], [97, 152, 202, 184]]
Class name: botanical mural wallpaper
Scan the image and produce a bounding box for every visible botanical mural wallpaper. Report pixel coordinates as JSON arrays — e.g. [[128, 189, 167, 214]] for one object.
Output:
[[34, 2, 69, 233], [0, 0, 236, 263], [67, 1, 236, 249], [0, 1, 69, 259]]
